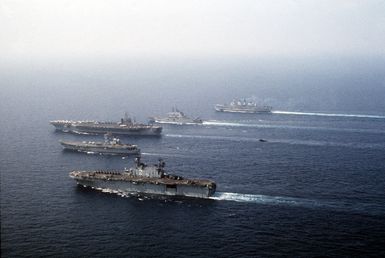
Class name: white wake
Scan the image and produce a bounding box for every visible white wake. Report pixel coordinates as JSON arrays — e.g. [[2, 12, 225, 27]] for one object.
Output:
[[203, 121, 257, 127], [210, 192, 320, 207], [209, 192, 385, 216], [272, 110, 385, 119], [82, 186, 383, 215]]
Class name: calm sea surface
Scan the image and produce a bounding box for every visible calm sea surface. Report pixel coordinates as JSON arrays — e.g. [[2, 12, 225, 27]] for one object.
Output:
[[1, 60, 385, 257]]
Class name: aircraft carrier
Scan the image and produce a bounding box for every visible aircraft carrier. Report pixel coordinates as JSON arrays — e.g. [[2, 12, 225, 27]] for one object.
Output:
[[215, 98, 272, 113], [70, 157, 216, 198], [50, 114, 162, 136], [60, 134, 140, 155], [149, 108, 203, 125]]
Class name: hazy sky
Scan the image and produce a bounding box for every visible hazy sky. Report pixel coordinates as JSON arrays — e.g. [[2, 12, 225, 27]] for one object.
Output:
[[1, 0, 385, 60]]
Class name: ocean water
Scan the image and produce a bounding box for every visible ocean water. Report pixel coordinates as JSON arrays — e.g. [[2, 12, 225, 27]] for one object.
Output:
[[1, 58, 385, 257]]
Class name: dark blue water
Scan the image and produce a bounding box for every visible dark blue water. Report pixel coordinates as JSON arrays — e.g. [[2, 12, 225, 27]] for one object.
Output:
[[1, 59, 385, 257]]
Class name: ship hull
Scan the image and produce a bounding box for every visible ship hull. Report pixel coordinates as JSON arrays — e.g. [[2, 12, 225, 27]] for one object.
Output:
[[51, 121, 73, 132], [153, 119, 202, 125], [70, 169, 216, 198], [73, 177, 215, 198], [71, 125, 162, 136], [150, 110, 203, 125], [50, 122, 162, 136], [60, 142, 140, 155], [215, 106, 272, 114]]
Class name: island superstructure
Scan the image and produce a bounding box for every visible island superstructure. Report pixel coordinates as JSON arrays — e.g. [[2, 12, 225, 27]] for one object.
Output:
[[60, 133, 140, 155], [215, 98, 272, 113], [70, 157, 216, 198], [50, 113, 162, 136], [149, 108, 203, 125]]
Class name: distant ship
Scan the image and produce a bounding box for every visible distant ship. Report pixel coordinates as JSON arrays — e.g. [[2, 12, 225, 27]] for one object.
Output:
[[149, 108, 203, 125], [60, 133, 140, 155], [70, 157, 216, 198], [215, 98, 272, 113], [50, 113, 162, 136]]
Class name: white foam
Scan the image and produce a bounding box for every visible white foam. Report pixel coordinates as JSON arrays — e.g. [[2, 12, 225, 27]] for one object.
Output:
[[141, 152, 168, 156], [273, 110, 385, 119], [80, 187, 383, 215], [155, 121, 201, 125], [71, 130, 93, 135], [203, 121, 255, 127], [209, 192, 385, 216], [210, 192, 318, 207], [203, 120, 385, 134], [141, 152, 186, 158], [165, 134, 383, 149]]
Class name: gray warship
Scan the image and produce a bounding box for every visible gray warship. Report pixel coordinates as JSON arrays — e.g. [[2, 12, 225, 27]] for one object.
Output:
[[60, 134, 140, 155], [149, 108, 203, 125], [50, 113, 162, 136], [70, 157, 216, 198], [215, 98, 272, 113]]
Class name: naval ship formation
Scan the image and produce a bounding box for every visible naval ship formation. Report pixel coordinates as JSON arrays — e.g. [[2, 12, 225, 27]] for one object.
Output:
[[70, 157, 216, 198], [215, 98, 272, 113], [50, 113, 162, 136], [55, 99, 272, 199], [149, 108, 203, 125], [60, 133, 140, 155]]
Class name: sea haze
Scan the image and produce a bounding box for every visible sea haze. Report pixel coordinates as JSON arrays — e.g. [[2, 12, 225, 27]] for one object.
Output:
[[1, 57, 385, 257]]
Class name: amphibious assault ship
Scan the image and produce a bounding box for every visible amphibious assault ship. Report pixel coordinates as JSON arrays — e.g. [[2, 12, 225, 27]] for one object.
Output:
[[70, 157, 216, 198], [50, 113, 162, 136], [60, 134, 140, 155], [149, 108, 203, 125], [215, 98, 272, 113]]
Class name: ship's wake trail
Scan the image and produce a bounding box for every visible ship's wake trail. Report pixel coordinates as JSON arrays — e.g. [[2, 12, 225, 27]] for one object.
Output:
[[210, 192, 385, 216], [141, 152, 190, 158], [141, 152, 174, 157], [203, 121, 257, 127], [272, 110, 385, 119], [210, 192, 320, 207], [165, 134, 384, 149]]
